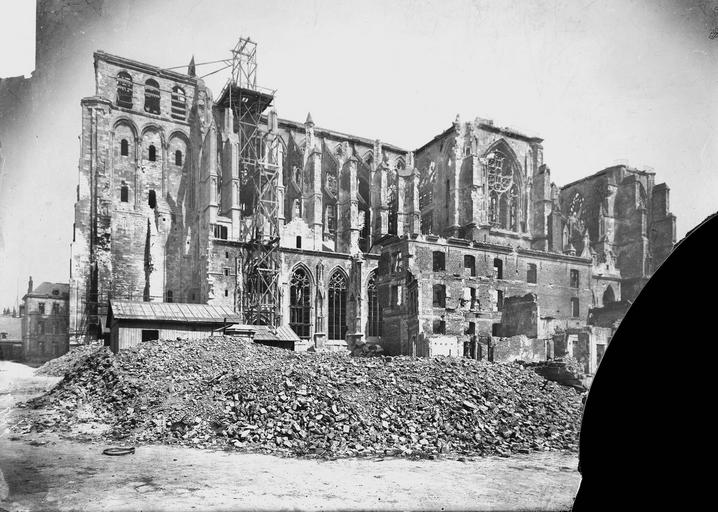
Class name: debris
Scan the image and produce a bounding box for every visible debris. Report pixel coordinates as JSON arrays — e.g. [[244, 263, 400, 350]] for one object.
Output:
[[20, 337, 582, 459], [34, 344, 105, 377]]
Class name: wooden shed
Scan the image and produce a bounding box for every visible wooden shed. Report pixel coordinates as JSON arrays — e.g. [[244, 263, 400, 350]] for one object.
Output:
[[107, 300, 243, 353]]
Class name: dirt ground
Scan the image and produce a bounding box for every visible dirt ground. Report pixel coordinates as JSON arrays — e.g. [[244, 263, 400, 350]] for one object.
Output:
[[0, 360, 580, 511]]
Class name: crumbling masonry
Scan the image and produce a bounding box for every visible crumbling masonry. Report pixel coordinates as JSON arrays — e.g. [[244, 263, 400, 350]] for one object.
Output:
[[69, 43, 676, 369]]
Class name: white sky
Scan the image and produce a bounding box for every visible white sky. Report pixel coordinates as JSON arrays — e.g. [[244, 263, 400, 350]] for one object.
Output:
[[0, 0, 717, 308]]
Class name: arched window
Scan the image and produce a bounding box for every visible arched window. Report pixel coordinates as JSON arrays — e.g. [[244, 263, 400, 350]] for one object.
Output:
[[171, 86, 186, 120], [289, 266, 312, 339], [144, 79, 160, 115], [120, 184, 129, 203], [367, 272, 380, 337], [175, 150, 183, 166], [602, 285, 615, 305], [148, 189, 157, 209], [116, 72, 133, 108], [120, 139, 129, 156], [328, 270, 347, 340], [148, 144, 157, 162], [485, 146, 521, 231]]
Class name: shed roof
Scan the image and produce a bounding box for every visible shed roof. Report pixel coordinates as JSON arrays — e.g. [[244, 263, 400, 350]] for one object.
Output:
[[109, 300, 243, 324], [224, 323, 301, 342]]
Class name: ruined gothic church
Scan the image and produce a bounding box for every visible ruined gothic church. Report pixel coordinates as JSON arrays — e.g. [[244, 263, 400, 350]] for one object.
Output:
[[69, 50, 676, 359]]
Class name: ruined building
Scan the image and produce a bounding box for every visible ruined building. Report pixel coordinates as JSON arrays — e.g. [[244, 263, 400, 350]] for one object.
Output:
[[69, 41, 676, 364]]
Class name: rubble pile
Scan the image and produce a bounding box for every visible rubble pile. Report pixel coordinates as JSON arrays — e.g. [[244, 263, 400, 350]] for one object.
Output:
[[523, 358, 587, 392], [34, 344, 105, 377], [21, 337, 582, 458]]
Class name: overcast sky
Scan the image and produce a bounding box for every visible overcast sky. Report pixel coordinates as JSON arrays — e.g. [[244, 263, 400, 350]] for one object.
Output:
[[0, 0, 716, 308]]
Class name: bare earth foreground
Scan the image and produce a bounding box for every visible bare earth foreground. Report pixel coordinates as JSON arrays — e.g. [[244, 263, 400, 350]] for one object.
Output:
[[0, 361, 580, 511]]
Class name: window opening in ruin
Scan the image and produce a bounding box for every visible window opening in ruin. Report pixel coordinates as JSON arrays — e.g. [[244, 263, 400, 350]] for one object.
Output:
[[38, 303, 45, 315], [289, 266, 312, 339], [225, 251, 229, 259], [445, 179, 450, 208], [225, 289, 229, 297], [570, 269, 579, 288], [224, 268, 230, 276], [527, 263, 537, 284], [120, 185, 129, 203], [148, 190, 157, 209], [52, 303, 59, 315], [466, 322, 475, 335], [296, 236, 302, 249], [497, 290, 504, 311], [433, 318, 446, 334], [149, 145, 158, 162], [141, 330, 159, 342], [121, 139, 129, 156], [492, 323, 501, 336], [213, 224, 228, 240], [432, 284, 446, 308], [116, 71, 133, 108], [367, 272, 380, 337], [144, 79, 161, 114], [493, 258, 503, 279], [391, 285, 402, 306], [602, 285, 615, 305], [171, 86, 187, 120], [175, 150, 183, 166], [464, 255, 476, 276], [328, 270, 348, 341], [470, 287, 477, 309], [166, 290, 173, 303], [571, 297, 580, 317], [433, 251, 445, 271]]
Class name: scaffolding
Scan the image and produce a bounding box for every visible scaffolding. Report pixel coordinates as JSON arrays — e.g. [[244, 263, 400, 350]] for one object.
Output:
[[219, 38, 281, 327]]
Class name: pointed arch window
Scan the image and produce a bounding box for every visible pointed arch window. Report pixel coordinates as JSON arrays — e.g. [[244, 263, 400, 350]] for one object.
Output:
[[367, 272, 380, 337], [485, 147, 521, 232], [602, 285, 616, 305], [149, 144, 157, 162], [144, 79, 161, 115], [171, 85, 186, 120], [328, 270, 347, 340], [289, 266, 312, 339], [116, 72, 133, 108], [120, 139, 129, 156]]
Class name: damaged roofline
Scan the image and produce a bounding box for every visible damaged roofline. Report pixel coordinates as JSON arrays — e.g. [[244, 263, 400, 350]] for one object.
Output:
[[94, 51, 199, 86], [414, 122, 544, 154]]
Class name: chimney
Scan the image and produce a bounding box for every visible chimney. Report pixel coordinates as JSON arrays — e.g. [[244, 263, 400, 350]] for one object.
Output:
[[27, 275, 33, 294]]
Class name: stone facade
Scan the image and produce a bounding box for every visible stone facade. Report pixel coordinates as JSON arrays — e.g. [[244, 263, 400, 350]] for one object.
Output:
[[21, 277, 70, 364], [70, 50, 676, 359]]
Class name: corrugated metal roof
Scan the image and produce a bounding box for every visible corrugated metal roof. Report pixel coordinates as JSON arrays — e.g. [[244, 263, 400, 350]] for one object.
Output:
[[110, 300, 242, 323]]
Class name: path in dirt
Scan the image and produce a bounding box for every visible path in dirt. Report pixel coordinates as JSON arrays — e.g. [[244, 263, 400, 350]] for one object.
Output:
[[0, 361, 580, 511]]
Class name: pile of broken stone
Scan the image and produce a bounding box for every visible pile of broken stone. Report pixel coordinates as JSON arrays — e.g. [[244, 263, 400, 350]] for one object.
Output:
[[18, 337, 582, 459]]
